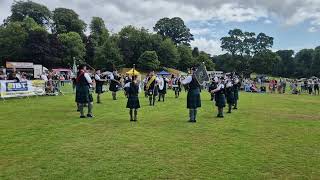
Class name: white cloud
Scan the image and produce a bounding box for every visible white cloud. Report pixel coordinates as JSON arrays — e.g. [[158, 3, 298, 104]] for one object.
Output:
[[308, 27, 318, 33], [191, 38, 223, 55], [264, 19, 272, 24]]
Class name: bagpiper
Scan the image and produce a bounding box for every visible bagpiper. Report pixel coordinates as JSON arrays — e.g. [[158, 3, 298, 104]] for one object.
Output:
[[211, 77, 226, 118], [233, 76, 241, 110], [182, 67, 201, 123], [94, 69, 107, 104], [225, 77, 235, 114], [145, 71, 159, 106], [109, 70, 121, 100], [124, 75, 140, 122], [75, 64, 94, 118]]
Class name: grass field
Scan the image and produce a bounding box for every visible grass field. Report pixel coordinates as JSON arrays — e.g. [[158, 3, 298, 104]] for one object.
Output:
[[0, 90, 320, 179]]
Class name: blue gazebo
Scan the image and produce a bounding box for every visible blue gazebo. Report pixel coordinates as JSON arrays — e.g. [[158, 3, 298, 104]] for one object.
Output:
[[157, 70, 171, 76]]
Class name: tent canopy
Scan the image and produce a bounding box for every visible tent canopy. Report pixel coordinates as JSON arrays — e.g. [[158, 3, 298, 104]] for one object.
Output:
[[126, 68, 140, 75], [157, 70, 171, 76]]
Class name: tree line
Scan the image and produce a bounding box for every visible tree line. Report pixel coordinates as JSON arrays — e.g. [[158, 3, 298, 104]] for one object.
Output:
[[0, 1, 214, 72], [215, 29, 320, 78], [0, 1, 318, 78]]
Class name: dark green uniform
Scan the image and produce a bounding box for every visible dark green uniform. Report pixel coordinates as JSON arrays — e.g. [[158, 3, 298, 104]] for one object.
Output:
[[76, 73, 93, 104], [233, 81, 240, 109], [214, 83, 226, 118], [225, 84, 235, 113], [186, 75, 201, 122]]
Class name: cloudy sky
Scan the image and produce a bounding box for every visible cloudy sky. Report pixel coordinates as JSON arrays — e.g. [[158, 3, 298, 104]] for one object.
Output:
[[1, 0, 319, 55]]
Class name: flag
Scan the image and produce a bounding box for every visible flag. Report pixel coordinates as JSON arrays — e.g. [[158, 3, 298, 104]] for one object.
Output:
[[194, 63, 209, 84]]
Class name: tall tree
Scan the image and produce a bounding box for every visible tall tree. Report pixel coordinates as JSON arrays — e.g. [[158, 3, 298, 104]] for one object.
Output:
[[52, 8, 86, 35], [196, 51, 215, 71], [8, 1, 51, 26], [58, 32, 86, 66], [276, 50, 295, 77], [89, 17, 109, 46], [157, 38, 180, 68], [251, 50, 280, 75], [0, 21, 28, 62], [94, 39, 123, 70], [138, 51, 160, 70], [311, 47, 320, 77], [192, 47, 200, 57], [177, 44, 195, 71], [295, 49, 314, 77], [220, 29, 244, 56], [154, 17, 194, 45], [254, 33, 274, 53], [118, 26, 162, 66]]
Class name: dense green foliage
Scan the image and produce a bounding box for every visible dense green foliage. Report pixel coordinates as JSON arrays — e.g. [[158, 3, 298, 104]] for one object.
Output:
[[0, 91, 319, 179], [138, 51, 160, 70], [0, 0, 319, 77], [217, 28, 320, 78]]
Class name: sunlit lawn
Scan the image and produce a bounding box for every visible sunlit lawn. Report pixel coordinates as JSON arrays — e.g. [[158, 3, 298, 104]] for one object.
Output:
[[0, 90, 319, 179]]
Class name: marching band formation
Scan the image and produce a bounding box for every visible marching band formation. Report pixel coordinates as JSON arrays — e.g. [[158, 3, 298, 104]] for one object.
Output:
[[74, 64, 241, 123]]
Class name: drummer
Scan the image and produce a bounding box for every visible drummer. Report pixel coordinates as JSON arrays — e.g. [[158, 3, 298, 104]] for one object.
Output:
[[158, 75, 169, 102]]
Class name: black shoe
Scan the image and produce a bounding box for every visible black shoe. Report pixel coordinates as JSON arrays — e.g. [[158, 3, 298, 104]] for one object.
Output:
[[97, 102, 101, 104], [87, 114, 94, 118], [80, 115, 86, 118], [227, 111, 231, 114], [233, 107, 238, 110], [77, 109, 80, 112], [130, 119, 134, 122]]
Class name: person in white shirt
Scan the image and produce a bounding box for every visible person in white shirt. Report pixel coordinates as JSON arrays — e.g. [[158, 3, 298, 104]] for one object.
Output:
[[75, 64, 94, 118]]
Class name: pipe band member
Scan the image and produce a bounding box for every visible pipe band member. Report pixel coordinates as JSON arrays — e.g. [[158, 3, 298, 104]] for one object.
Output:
[[109, 70, 121, 100], [158, 75, 169, 102], [182, 67, 201, 123], [211, 77, 226, 118], [225, 79, 235, 114], [172, 75, 182, 98], [124, 75, 140, 122], [75, 64, 94, 118], [95, 69, 107, 104], [145, 71, 159, 106], [233, 77, 241, 109]]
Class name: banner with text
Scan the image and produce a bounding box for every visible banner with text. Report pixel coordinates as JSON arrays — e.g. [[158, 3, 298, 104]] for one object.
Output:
[[0, 80, 45, 98]]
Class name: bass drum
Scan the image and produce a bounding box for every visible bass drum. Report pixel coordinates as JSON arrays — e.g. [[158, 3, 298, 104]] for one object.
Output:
[[158, 77, 164, 90]]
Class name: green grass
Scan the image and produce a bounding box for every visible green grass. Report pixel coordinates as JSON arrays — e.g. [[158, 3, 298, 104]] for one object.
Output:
[[0, 90, 320, 179]]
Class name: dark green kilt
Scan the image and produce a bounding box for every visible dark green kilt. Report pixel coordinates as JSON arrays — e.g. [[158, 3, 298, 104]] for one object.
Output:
[[126, 96, 140, 109], [226, 91, 235, 105], [76, 85, 93, 103], [158, 88, 166, 95], [215, 94, 226, 108], [234, 90, 239, 101], [173, 87, 181, 92], [95, 85, 103, 94], [187, 88, 201, 109], [148, 87, 158, 96], [109, 84, 118, 92]]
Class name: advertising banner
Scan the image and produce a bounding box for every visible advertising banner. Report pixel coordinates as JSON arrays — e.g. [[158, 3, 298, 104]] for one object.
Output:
[[0, 80, 45, 98]]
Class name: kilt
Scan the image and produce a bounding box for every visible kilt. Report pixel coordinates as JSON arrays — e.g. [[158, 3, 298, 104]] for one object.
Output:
[[215, 94, 226, 108], [95, 85, 103, 94], [173, 86, 181, 92], [148, 87, 158, 96], [126, 96, 140, 109], [226, 91, 235, 105], [109, 84, 118, 92], [234, 90, 239, 101], [187, 88, 201, 109], [158, 88, 166, 95], [76, 85, 93, 103]]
